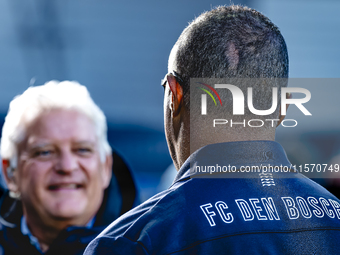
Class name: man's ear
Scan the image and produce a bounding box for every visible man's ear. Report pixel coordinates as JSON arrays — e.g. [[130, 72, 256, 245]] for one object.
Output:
[[101, 155, 113, 189], [2, 159, 20, 197], [167, 74, 183, 118], [277, 92, 292, 127]]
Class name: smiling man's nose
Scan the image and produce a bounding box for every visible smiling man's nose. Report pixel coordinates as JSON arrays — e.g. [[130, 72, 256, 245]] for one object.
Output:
[[55, 151, 78, 173]]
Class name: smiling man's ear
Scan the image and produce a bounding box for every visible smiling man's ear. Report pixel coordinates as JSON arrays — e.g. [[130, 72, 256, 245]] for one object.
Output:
[[167, 74, 183, 118], [277, 92, 292, 127], [2, 159, 20, 198]]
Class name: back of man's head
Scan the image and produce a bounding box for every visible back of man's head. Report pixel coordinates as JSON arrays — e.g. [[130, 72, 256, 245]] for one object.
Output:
[[165, 6, 290, 167], [170, 5, 288, 90]]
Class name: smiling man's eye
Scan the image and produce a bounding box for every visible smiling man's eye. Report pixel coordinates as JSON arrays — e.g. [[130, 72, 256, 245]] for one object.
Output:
[[78, 148, 90, 152], [33, 149, 54, 158], [75, 147, 93, 155]]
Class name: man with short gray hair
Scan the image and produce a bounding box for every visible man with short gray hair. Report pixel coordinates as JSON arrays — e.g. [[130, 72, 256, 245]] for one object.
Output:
[[85, 5, 340, 254], [0, 81, 137, 255]]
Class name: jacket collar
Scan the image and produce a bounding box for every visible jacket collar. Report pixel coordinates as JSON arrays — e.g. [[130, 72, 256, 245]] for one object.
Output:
[[173, 141, 292, 183]]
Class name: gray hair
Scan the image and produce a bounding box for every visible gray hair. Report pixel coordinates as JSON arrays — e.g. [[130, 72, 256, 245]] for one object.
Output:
[[0, 80, 112, 169]]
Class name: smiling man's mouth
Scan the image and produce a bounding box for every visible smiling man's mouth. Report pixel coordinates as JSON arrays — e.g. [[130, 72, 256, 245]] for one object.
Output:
[[48, 183, 84, 190]]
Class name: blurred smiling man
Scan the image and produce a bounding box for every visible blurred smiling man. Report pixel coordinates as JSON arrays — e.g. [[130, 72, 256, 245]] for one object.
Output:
[[14, 107, 110, 225], [0, 81, 136, 255]]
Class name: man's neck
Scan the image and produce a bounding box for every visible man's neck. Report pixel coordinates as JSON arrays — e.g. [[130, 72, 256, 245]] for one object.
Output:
[[22, 211, 96, 252], [21, 216, 61, 252], [190, 135, 275, 158]]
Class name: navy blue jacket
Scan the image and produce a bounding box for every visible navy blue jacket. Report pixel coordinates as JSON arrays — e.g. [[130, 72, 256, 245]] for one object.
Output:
[[84, 141, 340, 255], [0, 152, 137, 255]]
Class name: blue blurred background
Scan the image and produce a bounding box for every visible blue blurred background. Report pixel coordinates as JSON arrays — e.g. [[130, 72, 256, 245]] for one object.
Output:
[[0, 0, 339, 201]]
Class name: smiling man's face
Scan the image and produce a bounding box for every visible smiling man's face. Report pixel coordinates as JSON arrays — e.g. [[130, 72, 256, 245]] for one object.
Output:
[[14, 109, 111, 227]]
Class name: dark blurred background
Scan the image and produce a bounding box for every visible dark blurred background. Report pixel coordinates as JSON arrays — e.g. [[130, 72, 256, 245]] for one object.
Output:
[[0, 0, 339, 201]]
